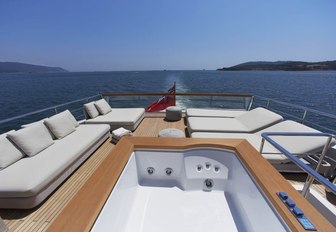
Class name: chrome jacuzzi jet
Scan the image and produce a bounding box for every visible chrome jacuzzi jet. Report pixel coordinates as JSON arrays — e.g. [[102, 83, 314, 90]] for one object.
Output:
[[165, 168, 173, 176], [196, 164, 203, 172], [147, 167, 155, 175], [204, 179, 214, 189]]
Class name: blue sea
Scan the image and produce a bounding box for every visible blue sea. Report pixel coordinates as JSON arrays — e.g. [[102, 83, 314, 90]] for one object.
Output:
[[0, 70, 336, 132]]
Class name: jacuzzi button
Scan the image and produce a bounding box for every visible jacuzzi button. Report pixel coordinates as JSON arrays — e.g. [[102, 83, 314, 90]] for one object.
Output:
[[197, 165, 203, 172], [278, 192, 288, 200], [214, 165, 220, 173], [293, 207, 304, 217], [285, 198, 296, 208], [147, 167, 155, 175], [205, 162, 211, 170]]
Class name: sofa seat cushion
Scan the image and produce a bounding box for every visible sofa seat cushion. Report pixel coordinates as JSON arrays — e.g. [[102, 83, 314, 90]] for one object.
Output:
[[7, 123, 54, 157], [0, 124, 110, 198], [85, 108, 145, 131]]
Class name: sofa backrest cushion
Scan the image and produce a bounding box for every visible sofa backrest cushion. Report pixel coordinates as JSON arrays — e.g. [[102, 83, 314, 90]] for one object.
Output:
[[94, 99, 112, 115], [63, 110, 79, 128], [0, 130, 25, 170], [7, 124, 54, 157], [21, 119, 57, 140], [44, 111, 76, 139], [84, 102, 100, 119]]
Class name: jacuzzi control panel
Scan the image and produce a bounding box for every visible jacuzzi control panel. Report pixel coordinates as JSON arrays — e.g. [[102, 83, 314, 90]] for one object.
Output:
[[277, 192, 316, 231]]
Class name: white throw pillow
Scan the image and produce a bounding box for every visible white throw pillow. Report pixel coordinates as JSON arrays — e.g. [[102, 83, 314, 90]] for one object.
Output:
[[21, 119, 57, 139], [21, 119, 45, 128], [7, 124, 54, 157], [44, 111, 76, 139], [0, 130, 24, 170], [62, 110, 79, 127], [94, 99, 112, 115], [84, 102, 100, 119]]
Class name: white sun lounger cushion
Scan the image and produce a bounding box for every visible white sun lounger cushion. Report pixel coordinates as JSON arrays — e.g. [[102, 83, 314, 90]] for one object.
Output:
[[188, 107, 283, 133], [235, 107, 284, 132], [7, 124, 54, 157], [255, 120, 333, 154], [191, 132, 281, 154], [94, 99, 112, 115], [0, 130, 25, 170], [186, 108, 247, 118], [84, 102, 100, 119], [191, 120, 332, 163]]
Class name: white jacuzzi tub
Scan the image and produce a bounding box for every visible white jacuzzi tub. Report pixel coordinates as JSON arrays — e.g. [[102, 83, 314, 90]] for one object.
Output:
[[92, 148, 290, 232]]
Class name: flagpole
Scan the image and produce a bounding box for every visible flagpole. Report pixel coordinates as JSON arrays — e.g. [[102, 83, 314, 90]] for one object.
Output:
[[173, 81, 176, 106]]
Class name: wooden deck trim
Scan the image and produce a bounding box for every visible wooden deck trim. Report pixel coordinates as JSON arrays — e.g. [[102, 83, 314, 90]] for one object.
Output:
[[47, 137, 335, 232]]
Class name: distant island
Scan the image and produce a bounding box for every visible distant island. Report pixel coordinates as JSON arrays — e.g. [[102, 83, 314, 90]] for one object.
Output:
[[218, 60, 336, 71], [0, 62, 68, 73]]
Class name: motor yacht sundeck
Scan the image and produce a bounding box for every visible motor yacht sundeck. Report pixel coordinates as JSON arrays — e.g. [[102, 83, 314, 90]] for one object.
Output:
[[0, 92, 335, 231]]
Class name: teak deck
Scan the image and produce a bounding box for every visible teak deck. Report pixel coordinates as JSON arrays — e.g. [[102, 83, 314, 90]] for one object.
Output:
[[0, 113, 334, 231]]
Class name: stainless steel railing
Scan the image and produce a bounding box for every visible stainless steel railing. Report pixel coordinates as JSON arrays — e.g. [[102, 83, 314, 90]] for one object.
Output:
[[0, 94, 101, 133], [253, 95, 336, 133], [260, 132, 336, 197]]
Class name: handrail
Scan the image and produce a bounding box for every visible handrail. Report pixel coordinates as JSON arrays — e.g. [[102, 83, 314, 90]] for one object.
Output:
[[261, 132, 336, 197], [101, 92, 254, 97], [0, 94, 101, 125], [255, 95, 336, 120]]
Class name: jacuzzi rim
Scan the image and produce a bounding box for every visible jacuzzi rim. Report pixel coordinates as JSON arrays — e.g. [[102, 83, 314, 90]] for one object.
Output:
[[48, 138, 335, 232], [101, 147, 291, 231]]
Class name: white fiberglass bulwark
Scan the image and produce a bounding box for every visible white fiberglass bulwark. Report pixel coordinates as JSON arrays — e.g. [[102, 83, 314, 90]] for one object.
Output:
[[92, 148, 290, 232]]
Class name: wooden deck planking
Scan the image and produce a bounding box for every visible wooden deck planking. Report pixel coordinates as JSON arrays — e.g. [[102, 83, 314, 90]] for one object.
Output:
[[0, 114, 186, 231], [133, 114, 186, 137], [1, 114, 335, 231], [0, 136, 115, 232]]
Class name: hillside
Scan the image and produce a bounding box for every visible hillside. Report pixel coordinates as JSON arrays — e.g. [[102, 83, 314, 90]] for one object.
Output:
[[218, 60, 336, 71], [0, 62, 68, 73]]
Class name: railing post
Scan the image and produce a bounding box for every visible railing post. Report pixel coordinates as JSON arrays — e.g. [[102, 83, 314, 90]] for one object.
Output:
[[248, 96, 254, 111], [302, 110, 308, 124], [259, 137, 265, 153], [266, 99, 270, 109], [301, 135, 333, 198]]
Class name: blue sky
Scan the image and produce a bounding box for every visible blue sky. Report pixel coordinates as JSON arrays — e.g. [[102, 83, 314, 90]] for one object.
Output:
[[0, 0, 335, 71]]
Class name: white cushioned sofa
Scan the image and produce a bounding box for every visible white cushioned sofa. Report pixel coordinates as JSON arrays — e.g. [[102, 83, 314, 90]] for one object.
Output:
[[83, 99, 145, 131], [0, 110, 110, 209]]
